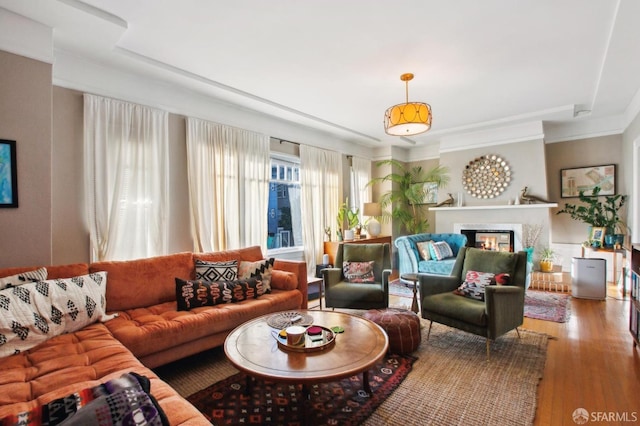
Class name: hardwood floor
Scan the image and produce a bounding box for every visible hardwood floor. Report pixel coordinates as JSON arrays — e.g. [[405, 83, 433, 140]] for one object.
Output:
[[526, 285, 640, 425], [309, 283, 640, 425]]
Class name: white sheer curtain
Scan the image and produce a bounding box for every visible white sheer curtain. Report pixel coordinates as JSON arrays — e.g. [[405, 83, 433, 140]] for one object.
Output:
[[186, 117, 270, 252], [300, 145, 342, 272], [84, 94, 169, 261], [350, 156, 372, 220]]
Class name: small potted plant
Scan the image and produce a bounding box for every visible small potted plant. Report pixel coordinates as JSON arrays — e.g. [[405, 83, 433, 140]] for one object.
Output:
[[539, 247, 555, 273]]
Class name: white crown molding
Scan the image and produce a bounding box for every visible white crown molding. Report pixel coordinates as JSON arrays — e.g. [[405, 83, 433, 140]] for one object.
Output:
[[56, 0, 127, 28], [406, 144, 441, 162], [0, 8, 53, 64], [543, 115, 625, 143], [438, 121, 544, 153], [52, 49, 376, 158]]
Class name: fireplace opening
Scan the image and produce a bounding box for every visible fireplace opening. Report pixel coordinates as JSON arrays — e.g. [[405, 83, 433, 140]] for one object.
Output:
[[461, 229, 514, 252]]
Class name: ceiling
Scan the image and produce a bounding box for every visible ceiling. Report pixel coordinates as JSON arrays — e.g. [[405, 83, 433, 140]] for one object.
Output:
[[2, 0, 640, 148]]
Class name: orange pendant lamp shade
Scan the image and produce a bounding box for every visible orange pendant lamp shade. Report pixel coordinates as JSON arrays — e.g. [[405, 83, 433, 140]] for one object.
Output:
[[384, 73, 432, 136]]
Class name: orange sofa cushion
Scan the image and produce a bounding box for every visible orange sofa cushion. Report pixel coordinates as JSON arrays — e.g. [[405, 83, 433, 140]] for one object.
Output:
[[104, 289, 302, 360], [0, 323, 206, 424], [90, 252, 195, 312]]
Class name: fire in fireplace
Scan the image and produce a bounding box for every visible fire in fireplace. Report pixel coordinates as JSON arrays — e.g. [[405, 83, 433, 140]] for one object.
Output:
[[460, 229, 514, 252]]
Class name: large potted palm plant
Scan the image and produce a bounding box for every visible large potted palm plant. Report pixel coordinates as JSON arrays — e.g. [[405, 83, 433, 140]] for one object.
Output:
[[367, 160, 450, 234]]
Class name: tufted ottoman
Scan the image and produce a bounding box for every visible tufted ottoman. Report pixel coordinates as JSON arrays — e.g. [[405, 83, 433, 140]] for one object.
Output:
[[363, 308, 421, 354]]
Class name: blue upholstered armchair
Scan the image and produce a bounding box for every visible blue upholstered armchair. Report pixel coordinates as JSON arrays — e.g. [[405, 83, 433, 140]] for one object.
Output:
[[395, 233, 468, 283]]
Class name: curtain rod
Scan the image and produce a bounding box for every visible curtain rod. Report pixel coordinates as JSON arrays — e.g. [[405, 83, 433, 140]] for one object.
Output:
[[274, 137, 300, 146]]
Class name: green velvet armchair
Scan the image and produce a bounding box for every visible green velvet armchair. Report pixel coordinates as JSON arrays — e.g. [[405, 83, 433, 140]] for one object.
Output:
[[322, 243, 391, 310], [419, 247, 528, 359]]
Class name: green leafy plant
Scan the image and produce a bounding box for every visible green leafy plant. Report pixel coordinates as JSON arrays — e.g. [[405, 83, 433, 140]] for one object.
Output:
[[367, 160, 450, 234], [540, 247, 555, 262], [336, 198, 360, 235], [556, 186, 627, 233]]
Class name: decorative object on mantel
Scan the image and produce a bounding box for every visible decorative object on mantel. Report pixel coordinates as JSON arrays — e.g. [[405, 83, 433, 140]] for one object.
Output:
[[556, 185, 628, 247], [383, 73, 432, 136], [520, 186, 553, 204], [367, 160, 449, 234], [462, 154, 511, 199], [435, 193, 454, 207]]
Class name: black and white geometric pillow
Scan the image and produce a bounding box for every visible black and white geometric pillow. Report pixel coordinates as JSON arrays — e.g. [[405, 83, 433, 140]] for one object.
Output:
[[195, 260, 238, 282], [0, 267, 48, 290], [0, 272, 113, 358]]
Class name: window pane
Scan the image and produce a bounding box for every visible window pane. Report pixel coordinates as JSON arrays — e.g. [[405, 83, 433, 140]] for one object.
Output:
[[268, 157, 302, 250]]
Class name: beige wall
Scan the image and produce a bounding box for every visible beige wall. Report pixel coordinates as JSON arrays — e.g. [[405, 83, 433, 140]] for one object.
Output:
[[0, 51, 52, 268], [51, 87, 87, 264], [167, 114, 193, 254], [545, 134, 625, 244], [440, 138, 549, 208], [434, 139, 552, 249]]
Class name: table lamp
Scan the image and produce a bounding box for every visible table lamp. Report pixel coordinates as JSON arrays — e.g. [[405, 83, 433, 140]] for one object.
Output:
[[363, 202, 382, 237]]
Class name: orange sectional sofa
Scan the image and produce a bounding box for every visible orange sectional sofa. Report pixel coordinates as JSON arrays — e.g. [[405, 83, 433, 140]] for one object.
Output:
[[0, 246, 308, 424]]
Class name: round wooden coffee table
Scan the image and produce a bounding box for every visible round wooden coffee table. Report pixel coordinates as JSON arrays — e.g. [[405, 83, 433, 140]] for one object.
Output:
[[224, 310, 388, 394]]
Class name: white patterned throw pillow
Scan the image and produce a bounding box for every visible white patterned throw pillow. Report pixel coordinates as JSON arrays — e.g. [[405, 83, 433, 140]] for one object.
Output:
[[0, 272, 114, 358], [0, 267, 48, 290], [428, 241, 454, 261], [195, 259, 238, 282]]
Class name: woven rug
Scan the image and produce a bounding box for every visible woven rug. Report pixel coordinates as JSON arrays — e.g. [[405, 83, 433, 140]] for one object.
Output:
[[156, 319, 548, 426], [524, 290, 571, 323], [187, 353, 415, 425]]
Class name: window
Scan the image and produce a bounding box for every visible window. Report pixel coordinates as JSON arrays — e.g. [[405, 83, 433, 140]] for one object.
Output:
[[268, 155, 302, 251]]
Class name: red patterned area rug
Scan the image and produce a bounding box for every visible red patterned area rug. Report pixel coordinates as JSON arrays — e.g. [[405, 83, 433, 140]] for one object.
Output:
[[524, 290, 571, 322], [186, 353, 415, 425]]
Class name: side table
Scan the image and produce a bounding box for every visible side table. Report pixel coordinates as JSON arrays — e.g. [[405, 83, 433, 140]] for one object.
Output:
[[307, 276, 324, 310], [400, 273, 420, 314]]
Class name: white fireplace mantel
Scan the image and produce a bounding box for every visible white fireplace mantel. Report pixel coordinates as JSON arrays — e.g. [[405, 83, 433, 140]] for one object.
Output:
[[429, 203, 557, 212]]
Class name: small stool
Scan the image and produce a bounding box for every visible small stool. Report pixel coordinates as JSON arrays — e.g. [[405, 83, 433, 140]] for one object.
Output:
[[363, 308, 421, 354]]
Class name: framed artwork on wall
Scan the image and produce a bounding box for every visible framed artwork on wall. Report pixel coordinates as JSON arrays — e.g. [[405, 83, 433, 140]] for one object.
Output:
[[0, 139, 18, 208], [560, 164, 616, 198], [421, 182, 438, 204]]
